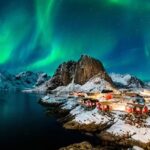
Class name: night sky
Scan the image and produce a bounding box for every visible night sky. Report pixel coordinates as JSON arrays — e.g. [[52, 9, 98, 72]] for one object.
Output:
[[0, 0, 150, 80]]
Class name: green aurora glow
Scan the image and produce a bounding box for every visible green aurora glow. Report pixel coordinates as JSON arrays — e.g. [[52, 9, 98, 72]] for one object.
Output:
[[0, 0, 150, 80]]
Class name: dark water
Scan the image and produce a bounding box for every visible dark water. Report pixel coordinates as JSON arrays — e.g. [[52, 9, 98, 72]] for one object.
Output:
[[0, 91, 97, 150]]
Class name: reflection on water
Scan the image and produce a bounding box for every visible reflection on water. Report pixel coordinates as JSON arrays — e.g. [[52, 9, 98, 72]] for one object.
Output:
[[0, 91, 96, 149]]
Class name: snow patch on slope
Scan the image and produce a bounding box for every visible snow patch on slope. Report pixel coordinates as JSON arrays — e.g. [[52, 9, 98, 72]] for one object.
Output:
[[81, 76, 114, 92], [52, 83, 81, 95], [72, 108, 110, 124]]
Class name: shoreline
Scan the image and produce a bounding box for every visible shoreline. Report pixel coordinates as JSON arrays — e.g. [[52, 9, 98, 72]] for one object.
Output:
[[39, 97, 150, 150]]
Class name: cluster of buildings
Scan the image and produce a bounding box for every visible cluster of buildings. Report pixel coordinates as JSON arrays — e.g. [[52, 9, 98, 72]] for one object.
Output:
[[69, 89, 150, 116]]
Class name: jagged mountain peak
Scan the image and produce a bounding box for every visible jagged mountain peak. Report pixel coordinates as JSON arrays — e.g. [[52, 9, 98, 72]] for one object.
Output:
[[47, 55, 114, 91]]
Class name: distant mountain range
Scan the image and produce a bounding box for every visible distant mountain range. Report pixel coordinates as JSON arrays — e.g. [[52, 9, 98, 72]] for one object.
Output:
[[0, 55, 149, 92], [109, 73, 147, 89], [0, 71, 50, 91]]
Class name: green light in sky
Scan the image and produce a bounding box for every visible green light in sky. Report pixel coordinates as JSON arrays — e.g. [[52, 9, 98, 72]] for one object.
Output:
[[27, 0, 59, 69], [109, 0, 132, 5], [0, 9, 30, 64]]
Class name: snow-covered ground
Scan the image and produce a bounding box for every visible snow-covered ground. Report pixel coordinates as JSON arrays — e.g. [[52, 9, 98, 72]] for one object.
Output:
[[71, 107, 111, 124], [107, 117, 150, 143], [132, 146, 144, 150], [69, 105, 150, 143], [70, 104, 150, 144], [41, 95, 67, 104]]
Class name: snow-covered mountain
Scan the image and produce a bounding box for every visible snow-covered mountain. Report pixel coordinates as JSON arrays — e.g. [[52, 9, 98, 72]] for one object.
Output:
[[110, 73, 145, 88], [51, 73, 116, 96], [0, 71, 50, 91], [80, 73, 115, 92]]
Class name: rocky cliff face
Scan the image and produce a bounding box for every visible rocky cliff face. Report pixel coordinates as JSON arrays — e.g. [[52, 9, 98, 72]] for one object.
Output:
[[47, 55, 113, 91], [74, 55, 112, 85], [46, 61, 76, 90]]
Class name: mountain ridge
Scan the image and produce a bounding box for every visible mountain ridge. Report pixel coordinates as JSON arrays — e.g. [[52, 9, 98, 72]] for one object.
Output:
[[0, 55, 149, 92]]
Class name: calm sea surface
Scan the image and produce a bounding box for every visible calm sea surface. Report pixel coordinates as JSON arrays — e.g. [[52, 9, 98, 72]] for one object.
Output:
[[0, 91, 96, 149]]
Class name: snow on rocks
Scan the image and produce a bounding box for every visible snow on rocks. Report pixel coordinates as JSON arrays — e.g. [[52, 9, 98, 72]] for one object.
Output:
[[146, 117, 150, 128], [80, 76, 114, 92], [64, 104, 150, 144], [70, 106, 111, 125], [61, 98, 78, 110], [110, 73, 144, 88], [51, 74, 115, 95], [132, 146, 144, 150], [70, 106, 85, 116], [41, 95, 66, 104], [107, 118, 150, 143], [52, 83, 81, 96], [110, 73, 132, 86]]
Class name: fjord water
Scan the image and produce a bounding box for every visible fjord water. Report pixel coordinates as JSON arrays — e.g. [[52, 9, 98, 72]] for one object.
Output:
[[0, 91, 95, 149]]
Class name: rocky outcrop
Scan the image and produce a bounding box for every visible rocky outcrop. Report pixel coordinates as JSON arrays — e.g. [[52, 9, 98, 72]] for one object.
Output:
[[47, 55, 113, 91], [59, 141, 93, 150], [59, 141, 96, 150], [59, 141, 127, 150], [63, 120, 114, 133], [98, 131, 149, 150]]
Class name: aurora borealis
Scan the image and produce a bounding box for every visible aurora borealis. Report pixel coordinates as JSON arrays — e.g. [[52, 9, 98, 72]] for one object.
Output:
[[0, 0, 150, 80]]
